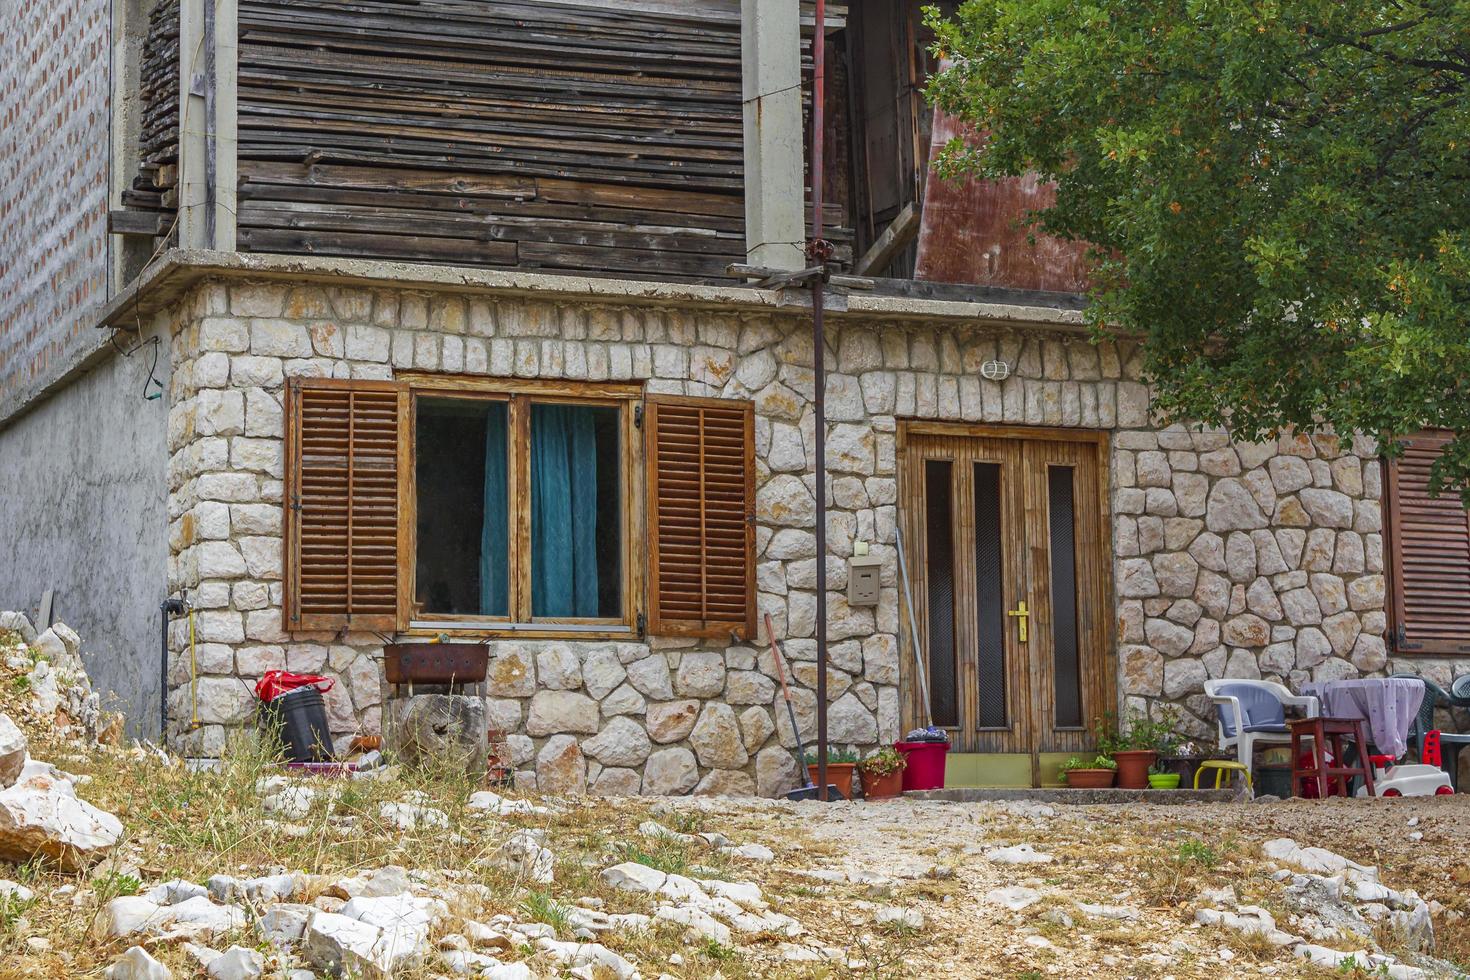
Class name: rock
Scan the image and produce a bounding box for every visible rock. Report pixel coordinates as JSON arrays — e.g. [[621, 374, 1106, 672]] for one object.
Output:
[[689, 703, 748, 769], [674, 652, 726, 697], [378, 801, 448, 831], [1117, 558, 1160, 598], [100, 897, 170, 938], [388, 695, 487, 773], [582, 717, 652, 767], [1163, 658, 1208, 698], [0, 767, 122, 871], [536, 645, 582, 690], [166, 895, 250, 937], [1299, 489, 1354, 528], [693, 769, 757, 796], [206, 946, 264, 980], [536, 734, 587, 796], [645, 700, 700, 743], [1120, 645, 1163, 696], [145, 879, 210, 906], [602, 862, 667, 893], [497, 829, 555, 885], [259, 903, 315, 945], [986, 844, 1052, 865], [260, 786, 315, 821], [0, 714, 25, 789], [1222, 615, 1269, 648], [105, 946, 173, 980], [582, 649, 626, 700], [984, 886, 1041, 911], [1153, 552, 1200, 597], [0, 612, 36, 642], [340, 894, 442, 971], [1145, 618, 1194, 657], [875, 906, 924, 930], [642, 747, 698, 795], [525, 691, 599, 737], [1207, 479, 1268, 532], [756, 745, 803, 797], [304, 911, 388, 977], [827, 692, 878, 742]]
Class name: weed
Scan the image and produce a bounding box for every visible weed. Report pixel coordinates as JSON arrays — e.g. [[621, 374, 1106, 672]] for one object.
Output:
[[699, 937, 737, 960], [1176, 838, 1219, 868], [520, 890, 570, 936], [617, 841, 691, 877], [93, 870, 142, 903], [0, 894, 36, 935]]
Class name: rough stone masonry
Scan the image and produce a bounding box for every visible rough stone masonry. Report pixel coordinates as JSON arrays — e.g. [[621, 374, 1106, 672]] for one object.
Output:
[[155, 273, 1467, 795]]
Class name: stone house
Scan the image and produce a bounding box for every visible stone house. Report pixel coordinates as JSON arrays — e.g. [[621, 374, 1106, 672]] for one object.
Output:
[[3, 0, 1467, 795]]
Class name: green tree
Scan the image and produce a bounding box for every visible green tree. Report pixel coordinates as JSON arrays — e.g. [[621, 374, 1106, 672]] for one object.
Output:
[[925, 1, 1470, 492]]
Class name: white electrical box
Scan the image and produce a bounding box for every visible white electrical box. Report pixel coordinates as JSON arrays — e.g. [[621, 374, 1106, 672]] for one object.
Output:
[[847, 554, 882, 606]]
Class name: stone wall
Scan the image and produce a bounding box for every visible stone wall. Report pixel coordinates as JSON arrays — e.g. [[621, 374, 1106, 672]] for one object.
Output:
[[159, 275, 1469, 790], [0, 0, 111, 419]]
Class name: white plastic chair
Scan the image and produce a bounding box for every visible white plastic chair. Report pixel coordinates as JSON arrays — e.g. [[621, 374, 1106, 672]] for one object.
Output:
[[1203, 679, 1319, 769]]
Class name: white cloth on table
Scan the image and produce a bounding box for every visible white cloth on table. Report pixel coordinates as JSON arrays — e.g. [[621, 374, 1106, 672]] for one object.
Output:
[[1299, 678, 1425, 760]]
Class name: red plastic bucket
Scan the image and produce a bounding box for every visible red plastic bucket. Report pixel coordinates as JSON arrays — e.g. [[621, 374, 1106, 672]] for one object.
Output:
[[895, 741, 949, 791]]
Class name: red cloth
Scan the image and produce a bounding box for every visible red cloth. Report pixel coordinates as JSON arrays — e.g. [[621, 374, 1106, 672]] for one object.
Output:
[[254, 671, 334, 702]]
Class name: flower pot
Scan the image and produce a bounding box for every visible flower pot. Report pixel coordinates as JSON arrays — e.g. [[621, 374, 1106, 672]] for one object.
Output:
[[859, 768, 904, 800], [1147, 772, 1181, 790], [1064, 768, 1116, 789], [808, 763, 857, 800], [1113, 749, 1158, 789]]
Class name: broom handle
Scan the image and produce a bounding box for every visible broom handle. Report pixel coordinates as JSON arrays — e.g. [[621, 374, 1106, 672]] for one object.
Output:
[[765, 612, 814, 782]]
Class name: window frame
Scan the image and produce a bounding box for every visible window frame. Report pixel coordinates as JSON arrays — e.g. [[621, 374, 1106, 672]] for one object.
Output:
[[400, 374, 644, 640]]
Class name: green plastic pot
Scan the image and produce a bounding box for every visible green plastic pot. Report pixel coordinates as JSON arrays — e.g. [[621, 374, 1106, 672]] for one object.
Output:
[[1148, 772, 1181, 789]]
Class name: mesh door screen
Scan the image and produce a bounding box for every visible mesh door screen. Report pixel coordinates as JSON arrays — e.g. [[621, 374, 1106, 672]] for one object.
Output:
[[924, 460, 958, 727], [1048, 465, 1083, 728], [973, 462, 1006, 728]]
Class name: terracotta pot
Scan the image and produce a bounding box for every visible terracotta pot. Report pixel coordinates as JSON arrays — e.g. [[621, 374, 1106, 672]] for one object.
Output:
[[859, 767, 904, 800], [1113, 749, 1158, 789], [1064, 768, 1116, 789], [808, 763, 857, 800]]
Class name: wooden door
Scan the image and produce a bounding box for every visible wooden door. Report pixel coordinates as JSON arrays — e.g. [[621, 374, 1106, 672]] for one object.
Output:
[[899, 424, 1113, 783]]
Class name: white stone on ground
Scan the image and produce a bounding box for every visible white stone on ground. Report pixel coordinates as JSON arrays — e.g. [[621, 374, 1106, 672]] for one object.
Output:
[[985, 843, 1053, 865], [205, 946, 264, 980], [984, 885, 1041, 911], [104, 946, 172, 979]]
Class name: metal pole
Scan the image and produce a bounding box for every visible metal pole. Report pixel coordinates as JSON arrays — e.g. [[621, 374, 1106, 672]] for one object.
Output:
[[810, 0, 829, 802]]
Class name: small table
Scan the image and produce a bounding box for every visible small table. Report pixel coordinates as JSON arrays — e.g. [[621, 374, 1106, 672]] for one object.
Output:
[[1290, 717, 1376, 798]]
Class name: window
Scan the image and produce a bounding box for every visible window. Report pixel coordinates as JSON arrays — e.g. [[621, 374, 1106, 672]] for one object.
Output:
[[1385, 432, 1470, 655], [283, 376, 755, 639], [409, 379, 635, 632]]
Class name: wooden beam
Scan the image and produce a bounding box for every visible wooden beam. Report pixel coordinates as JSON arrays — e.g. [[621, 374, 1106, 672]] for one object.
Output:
[[109, 210, 173, 237], [854, 201, 917, 276]]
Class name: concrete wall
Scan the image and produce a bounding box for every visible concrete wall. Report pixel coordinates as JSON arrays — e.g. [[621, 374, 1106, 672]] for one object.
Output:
[[0, 0, 112, 419], [0, 318, 172, 736]]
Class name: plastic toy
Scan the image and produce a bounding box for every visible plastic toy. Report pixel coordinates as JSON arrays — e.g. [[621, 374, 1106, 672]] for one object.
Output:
[[1355, 753, 1454, 798]]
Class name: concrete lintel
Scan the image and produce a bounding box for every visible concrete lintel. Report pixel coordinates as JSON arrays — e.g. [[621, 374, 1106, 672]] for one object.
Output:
[[92, 250, 1091, 332], [741, 0, 805, 271]]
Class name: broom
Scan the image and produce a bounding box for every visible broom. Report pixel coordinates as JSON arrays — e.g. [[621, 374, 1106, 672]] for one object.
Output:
[[765, 612, 839, 802]]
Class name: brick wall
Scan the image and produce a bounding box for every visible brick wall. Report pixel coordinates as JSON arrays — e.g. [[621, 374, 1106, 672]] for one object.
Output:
[[0, 0, 111, 418]]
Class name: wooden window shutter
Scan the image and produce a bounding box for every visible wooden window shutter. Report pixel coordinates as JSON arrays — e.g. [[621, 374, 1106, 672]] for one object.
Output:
[[284, 377, 407, 632], [645, 395, 756, 638], [1386, 432, 1470, 654]]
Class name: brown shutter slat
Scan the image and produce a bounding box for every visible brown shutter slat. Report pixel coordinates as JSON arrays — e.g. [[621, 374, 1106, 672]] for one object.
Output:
[[1387, 432, 1470, 654], [645, 395, 755, 639], [285, 377, 406, 632]]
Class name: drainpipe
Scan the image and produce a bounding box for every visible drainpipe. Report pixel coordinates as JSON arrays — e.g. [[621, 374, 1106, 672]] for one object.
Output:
[[809, 0, 830, 801], [160, 598, 187, 740]]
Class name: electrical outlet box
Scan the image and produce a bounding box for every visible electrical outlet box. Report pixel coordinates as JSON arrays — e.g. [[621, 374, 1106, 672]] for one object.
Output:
[[847, 554, 882, 607]]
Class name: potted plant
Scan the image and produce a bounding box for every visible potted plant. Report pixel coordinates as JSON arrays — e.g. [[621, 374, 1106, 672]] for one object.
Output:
[[1060, 754, 1117, 789], [805, 748, 860, 800], [1147, 762, 1181, 789], [857, 747, 907, 800], [1109, 710, 1181, 790]]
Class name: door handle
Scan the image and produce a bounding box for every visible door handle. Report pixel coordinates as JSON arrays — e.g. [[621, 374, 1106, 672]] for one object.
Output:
[[1007, 600, 1029, 643]]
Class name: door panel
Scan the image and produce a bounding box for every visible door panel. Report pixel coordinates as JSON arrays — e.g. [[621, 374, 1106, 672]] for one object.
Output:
[[900, 424, 1113, 783]]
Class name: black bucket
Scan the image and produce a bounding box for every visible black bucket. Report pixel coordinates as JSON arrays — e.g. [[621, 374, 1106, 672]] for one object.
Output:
[[260, 686, 334, 763]]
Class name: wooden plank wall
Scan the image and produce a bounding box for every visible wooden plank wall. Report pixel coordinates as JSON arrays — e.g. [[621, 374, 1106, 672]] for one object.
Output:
[[119, 0, 852, 281], [120, 0, 181, 234]]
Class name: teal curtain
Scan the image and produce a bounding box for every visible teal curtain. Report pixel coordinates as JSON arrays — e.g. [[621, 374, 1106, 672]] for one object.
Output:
[[479, 402, 509, 616], [531, 404, 600, 617]]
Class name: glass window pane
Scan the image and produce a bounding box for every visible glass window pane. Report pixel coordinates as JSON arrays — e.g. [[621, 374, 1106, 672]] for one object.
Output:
[[1049, 465, 1083, 728], [415, 397, 509, 617], [924, 459, 958, 728], [530, 403, 622, 618], [973, 462, 1006, 728]]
